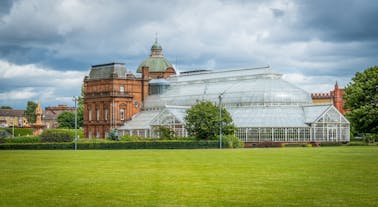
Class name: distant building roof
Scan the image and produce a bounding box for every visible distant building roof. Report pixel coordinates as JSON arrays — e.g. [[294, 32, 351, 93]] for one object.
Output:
[[88, 62, 126, 79], [0, 109, 25, 117]]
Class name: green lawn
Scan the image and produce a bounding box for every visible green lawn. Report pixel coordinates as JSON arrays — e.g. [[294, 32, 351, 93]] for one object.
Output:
[[0, 147, 377, 207]]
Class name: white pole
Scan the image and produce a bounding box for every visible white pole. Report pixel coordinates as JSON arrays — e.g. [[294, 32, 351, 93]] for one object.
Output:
[[73, 96, 78, 150], [219, 94, 222, 149], [12, 118, 15, 138]]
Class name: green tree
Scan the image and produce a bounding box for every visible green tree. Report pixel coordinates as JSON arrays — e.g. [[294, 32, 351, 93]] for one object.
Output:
[[1, 106, 12, 109], [57, 111, 75, 129], [24, 101, 37, 124], [184, 101, 236, 139], [76, 85, 84, 128], [344, 66, 378, 134]]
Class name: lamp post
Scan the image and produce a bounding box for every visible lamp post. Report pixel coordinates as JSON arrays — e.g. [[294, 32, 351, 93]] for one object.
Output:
[[12, 117, 15, 138], [73, 96, 78, 151], [218, 93, 223, 149]]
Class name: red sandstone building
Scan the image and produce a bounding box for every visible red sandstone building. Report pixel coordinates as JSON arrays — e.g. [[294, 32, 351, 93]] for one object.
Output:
[[311, 82, 346, 114], [83, 40, 176, 138], [44, 104, 75, 128]]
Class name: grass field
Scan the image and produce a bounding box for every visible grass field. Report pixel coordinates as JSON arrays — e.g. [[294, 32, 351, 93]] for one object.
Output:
[[0, 147, 377, 207]]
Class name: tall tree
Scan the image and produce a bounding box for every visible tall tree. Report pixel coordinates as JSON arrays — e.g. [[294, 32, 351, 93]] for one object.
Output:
[[24, 101, 37, 124], [344, 66, 378, 134], [57, 111, 76, 129], [0, 106, 12, 109], [76, 85, 84, 128], [184, 101, 236, 139]]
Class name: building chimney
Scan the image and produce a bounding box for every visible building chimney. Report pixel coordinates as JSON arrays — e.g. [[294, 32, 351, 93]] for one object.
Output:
[[141, 66, 150, 102]]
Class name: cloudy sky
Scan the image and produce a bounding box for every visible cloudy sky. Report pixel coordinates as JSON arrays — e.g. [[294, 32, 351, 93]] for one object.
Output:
[[0, 0, 377, 109]]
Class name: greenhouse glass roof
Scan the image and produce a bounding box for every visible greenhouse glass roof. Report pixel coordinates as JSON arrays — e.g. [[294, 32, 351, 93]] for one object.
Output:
[[119, 67, 345, 131], [144, 67, 312, 108]]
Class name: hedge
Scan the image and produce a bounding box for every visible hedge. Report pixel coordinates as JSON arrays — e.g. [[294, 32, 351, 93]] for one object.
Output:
[[4, 136, 41, 143], [346, 141, 368, 146], [0, 140, 219, 150], [320, 142, 344, 146], [282, 143, 312, 147], [41, 129, 74, 142], [5, 128, 33, 137]]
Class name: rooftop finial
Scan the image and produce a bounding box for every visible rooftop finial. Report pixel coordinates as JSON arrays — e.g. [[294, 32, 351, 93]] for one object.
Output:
[[155, 32, 158, 43]]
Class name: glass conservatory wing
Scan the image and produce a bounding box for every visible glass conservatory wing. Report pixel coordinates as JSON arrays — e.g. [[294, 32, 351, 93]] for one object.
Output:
[[228, 106, 308, 128], [150, 108, 186, 126], [303, 105, 332, 123], [119, 110, 161, 130], [314, 106, 350, 124]]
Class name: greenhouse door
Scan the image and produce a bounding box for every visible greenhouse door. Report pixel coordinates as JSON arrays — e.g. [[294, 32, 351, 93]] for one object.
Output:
[[327, 127, 337, 141]]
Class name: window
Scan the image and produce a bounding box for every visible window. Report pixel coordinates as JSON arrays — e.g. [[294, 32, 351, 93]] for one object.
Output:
[[88, 109, 92, 121], [105, 109, 108, 121], [120, 108, 125, 120], [120, 85, 124, 93], [96, 109, 100, 120]]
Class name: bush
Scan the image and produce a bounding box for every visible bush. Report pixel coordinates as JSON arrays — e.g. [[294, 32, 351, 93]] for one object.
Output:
[[221, 135, 244, 148], [119, 135, 146, 141], [40, 129, 74, 142], [0, 140, 220, 150], [0, 143, 74, 150], [154, 126, 176, 140], [320, 142, 344, 146], [0, 130, 8, 138], [364, 133, 378, 143], [4, 136, 41, 143], [109, 128, 120, 141], [346, 141, 368, 146], [282, 143, 312, 147], [5, 128, 33, 136]]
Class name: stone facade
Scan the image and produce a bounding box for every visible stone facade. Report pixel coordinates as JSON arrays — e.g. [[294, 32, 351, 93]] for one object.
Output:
[[83, 64, 152, 138], [83, 40, 176, 138], [0, 109, 29, 128]]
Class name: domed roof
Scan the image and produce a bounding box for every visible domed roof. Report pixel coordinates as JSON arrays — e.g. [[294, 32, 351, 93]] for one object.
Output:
[[137, 39, 174, 73], [143, 67, 312, 108], [151, 40, 162, 50]]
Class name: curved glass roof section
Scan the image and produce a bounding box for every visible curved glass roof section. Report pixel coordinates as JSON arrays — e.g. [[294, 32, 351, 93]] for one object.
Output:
[[144, 67, 312, 109]]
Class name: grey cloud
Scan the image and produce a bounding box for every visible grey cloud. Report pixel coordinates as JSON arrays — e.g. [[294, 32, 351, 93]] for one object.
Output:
[[271, 8, 285, 17], [296, 0, 378, 42], [0, 0, 14, 16]]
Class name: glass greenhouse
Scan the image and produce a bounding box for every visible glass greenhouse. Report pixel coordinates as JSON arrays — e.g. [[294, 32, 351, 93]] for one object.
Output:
[[119, 67, 350, 143]]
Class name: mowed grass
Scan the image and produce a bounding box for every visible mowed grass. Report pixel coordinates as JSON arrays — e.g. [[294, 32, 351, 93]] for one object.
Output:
[[0, 147, 377, 207]]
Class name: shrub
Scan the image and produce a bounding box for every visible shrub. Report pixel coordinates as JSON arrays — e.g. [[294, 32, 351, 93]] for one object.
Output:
[[0, 140, 220, 150], [320, 142, 343, 146], [4, 136, 41, 143], [109, 128, 120, 141], [0, 143, 74, 150], [119, 135, 146, 141], [5, 128, 33, 136], [364, 133, 378, 143], [282, 143, 312, 147], [0, 130, 8, 138], [154, 126, 176, 140], [346, 141, 368, 146], [40, 129, 74, 142], [221, 135, 244, 148]]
